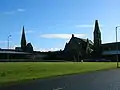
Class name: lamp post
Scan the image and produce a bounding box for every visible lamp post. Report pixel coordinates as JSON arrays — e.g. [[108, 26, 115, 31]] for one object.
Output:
[[8, 35, 11, 49], [116, 26, 120, 68], [7, 35, 11, 60]]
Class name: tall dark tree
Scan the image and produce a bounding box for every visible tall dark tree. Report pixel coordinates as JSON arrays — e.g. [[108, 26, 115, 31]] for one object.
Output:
[[26, 43, 33, 53], [21, 26, 27, 51]]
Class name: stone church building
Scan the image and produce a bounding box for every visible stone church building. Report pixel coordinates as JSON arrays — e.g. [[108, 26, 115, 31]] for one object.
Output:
[[63, 20, 120, 62]]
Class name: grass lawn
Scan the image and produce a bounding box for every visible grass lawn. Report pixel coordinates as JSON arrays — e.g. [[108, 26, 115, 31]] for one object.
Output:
[[0, 62, 117, 86]]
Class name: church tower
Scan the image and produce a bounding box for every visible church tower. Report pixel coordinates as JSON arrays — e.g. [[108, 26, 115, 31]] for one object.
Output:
[[21, 26, 27, 51], [93, 20, 102, 55]]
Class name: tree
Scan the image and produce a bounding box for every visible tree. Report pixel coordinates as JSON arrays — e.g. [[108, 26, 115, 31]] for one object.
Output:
[[26, 43, 33, 53]]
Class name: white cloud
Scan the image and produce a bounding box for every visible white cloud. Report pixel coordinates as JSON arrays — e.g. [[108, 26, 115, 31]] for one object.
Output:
[[40, 34, 86, 39], [76, 24, 103, 28], [12, 30, 36, 36], [17, 9, 25, 12], [3, 8, 25, 15], [76, 25, 94, 28], [15, 30, 35, 35], [34, 47, 61, 52], [3, 11, 15, 15], [40, 48, 61, 52], [11, 45, 20, 49], [0, 41, 12, 44], [25, 30, 35, 34], [0, 41, 8, 44]]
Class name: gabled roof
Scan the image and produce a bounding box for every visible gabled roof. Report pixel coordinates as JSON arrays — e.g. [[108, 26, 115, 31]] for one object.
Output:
[[70, 36, 93, 45]]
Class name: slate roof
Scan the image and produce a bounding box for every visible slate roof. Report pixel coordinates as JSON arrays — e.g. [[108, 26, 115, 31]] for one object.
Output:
[[71, 37, 94, 45]]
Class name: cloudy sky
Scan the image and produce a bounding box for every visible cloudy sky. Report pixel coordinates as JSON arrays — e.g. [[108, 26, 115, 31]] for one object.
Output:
[[0, 0, 120, 51]]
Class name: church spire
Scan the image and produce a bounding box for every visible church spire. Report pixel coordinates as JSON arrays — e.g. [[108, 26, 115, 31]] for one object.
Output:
[[21, 26, 26, 51], [93, 20, 102, 56], [94, 20, 101, 33], [93, 20, 101, 46]]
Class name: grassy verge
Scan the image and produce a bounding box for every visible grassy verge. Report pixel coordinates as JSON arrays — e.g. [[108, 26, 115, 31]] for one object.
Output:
[[0, 62, 117, 86]]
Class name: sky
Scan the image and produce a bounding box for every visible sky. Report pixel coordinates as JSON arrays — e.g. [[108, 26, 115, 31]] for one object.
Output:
[[0, 0, 120, 51]]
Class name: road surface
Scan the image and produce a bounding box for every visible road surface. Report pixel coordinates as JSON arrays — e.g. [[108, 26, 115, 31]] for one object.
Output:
[[1, 69, 120, 90]]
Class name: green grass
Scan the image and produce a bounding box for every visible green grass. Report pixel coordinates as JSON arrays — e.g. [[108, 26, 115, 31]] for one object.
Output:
[[0, 62, 117, 86]]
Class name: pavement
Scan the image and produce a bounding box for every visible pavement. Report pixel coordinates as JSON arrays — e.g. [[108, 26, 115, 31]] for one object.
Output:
[[1, 68, 120, 90]]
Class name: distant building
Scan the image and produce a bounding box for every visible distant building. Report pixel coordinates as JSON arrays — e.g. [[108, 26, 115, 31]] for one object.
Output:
[[0, 49, 32, 61], [101, 42, 120, 61], [63, 20, 120, 62], [15, 26, 34, 53], [15, 47, 22, 51], [1, 20, 119, 62], [63, 34, 93, 61]]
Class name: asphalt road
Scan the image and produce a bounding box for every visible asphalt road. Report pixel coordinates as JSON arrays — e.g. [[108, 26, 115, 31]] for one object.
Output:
[[1, 69, 120, 90]]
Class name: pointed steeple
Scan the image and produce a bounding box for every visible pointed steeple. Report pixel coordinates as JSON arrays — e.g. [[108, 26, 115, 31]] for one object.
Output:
[[93, 20, 101, 46], [21, 26, 27, 51], [72, 34, 74, 38], [94, 20, 101, 34], [93, 20, 102, 56]]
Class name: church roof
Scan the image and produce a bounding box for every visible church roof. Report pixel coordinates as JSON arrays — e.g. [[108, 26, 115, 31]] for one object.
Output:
[[70, 36, 93, 45]]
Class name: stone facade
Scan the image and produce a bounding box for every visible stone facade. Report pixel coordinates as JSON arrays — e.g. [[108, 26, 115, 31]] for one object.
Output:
[[63, 34, 93, 61], [63, 20, 120, 61]]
